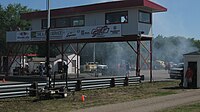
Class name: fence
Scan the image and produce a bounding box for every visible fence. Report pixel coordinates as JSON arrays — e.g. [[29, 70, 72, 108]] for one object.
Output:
[[0, 76, 141, 99]]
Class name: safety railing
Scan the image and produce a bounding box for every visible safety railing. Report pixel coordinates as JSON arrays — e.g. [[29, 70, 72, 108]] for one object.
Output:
[[0, 76, 141, 99], [0, 82, 31, 99]]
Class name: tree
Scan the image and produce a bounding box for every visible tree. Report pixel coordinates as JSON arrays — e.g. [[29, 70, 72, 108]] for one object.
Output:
[[0, 3, 33, 55]]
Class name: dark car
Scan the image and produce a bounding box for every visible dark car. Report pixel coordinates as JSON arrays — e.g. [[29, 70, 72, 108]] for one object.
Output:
[[169, 63, 184, 79]]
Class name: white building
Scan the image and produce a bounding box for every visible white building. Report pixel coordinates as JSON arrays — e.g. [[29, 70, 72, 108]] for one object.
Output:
[[53, 54, 80, 74], [28, 54, 80, 74], [9, 54, 80, 75], [184, 51, 200, 88], [6, 0, 167, 42]]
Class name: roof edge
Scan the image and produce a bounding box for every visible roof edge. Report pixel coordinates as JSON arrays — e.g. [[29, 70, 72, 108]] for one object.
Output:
[[144, 0, 167, 12], [21, 0, 167, 20]]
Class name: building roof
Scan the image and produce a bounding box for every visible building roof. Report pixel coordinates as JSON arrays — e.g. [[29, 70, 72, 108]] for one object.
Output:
[[184, 51, 200, 55], [21, 0, 167, 20]]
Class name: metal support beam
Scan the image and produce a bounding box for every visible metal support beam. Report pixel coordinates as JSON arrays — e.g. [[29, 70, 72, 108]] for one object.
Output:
[[136, 39, 141, 76], [127, 41, 137, 54], [140, 53, 150, 69], [46, 28, 51, 88], [76, 43, 79, 78], [150, 39, 153, 82], [70, 44, 78, 54], [64, 44, 70, 53], [46, 0, 51, 88], [65, 65, 68, 90], [66, 43, 87, 66], [61, 44, 64, 72], [6, 44, 22, 76], [6, 44, 15, 76], [140, 42, 150, 53]]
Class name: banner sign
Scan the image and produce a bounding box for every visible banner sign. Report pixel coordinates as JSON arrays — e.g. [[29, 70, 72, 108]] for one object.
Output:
[[16, 31, 31, 41], [64, 24, 121, 39], [14, 24, 121, 42], [31, 29, 65, 40], [50, 29, 65, 40], [31, 31, 46, 41]]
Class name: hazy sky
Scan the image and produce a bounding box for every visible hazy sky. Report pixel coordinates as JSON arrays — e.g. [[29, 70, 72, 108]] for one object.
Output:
[[0, 0, 200, 38]]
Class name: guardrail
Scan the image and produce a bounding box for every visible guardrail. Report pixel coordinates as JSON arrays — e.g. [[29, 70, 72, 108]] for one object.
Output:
[[0, 76, 141, 99], [0, 82, 31, 99]]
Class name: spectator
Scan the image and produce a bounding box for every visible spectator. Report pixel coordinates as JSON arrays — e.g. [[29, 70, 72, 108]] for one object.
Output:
[[185, 67, 193, 88], [126, 62, 130, 77], [39, 63, 44, 77]]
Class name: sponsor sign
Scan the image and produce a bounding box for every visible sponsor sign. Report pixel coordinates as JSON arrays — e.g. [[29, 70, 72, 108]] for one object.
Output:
[[31, 29, 65, 41], [64, 24, 121, 39], [90, 25, 121, 38], [16, 31, 31, 41], [64, 28, 81, 39], [50, 29, 65, 40], [13, 24, 121, 42], [31, 31, 46, 41]]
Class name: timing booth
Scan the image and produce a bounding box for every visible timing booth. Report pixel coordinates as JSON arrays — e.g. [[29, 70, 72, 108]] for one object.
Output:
[[5, 0, 167, 81], [184, 51, 200, 88]]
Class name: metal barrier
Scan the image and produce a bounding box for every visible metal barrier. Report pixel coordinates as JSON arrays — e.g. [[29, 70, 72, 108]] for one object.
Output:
[[0, 82, 31, 99], [0, 76, 141, 99]]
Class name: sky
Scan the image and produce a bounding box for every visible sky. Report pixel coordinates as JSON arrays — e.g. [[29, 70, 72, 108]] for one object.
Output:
[[0, 0, 200, 39]]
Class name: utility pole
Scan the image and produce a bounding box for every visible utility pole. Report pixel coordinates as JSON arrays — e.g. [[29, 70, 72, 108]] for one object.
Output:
[[93, 43, 96, 63], [136, 31, 144, 77], [46, 0, 51, 88]]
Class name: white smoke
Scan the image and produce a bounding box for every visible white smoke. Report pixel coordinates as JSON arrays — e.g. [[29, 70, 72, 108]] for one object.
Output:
[[153, 36, 198, 64]]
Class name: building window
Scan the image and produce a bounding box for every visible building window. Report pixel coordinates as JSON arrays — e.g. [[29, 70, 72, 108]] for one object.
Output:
[[41, 19, 56, 29], [56, 18, 70, 28], [51, 19, 56, 28], [139, 11, 152, 24], [41, 15, 85, 29], [71, 16, 85, 27], [106, 11, 128, 24], [41, 19, 47, 29]]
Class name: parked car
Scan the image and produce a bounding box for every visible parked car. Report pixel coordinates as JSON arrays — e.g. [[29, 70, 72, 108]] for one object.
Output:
[[169, 63, 184, 79], [84, 62, 98, 72], [97, 65, 108, 70]]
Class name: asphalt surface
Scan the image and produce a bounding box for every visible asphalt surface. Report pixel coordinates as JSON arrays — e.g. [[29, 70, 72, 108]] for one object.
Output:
[[141, 70, 172, 81], [0, 70, 171, 81], [87, 70, 171, 81], [72, 89, 200, 112]]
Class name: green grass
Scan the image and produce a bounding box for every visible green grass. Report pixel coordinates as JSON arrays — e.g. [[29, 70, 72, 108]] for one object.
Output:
[[160, 102, 200, 112], [0, 81, 183, 112]]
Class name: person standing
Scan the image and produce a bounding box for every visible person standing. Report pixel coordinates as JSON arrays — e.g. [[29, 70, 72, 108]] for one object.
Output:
[[39, 63, 44, 77], [185, 67, 193, 88], [179, 69, 184, 87], [126, 62, 130, 77]]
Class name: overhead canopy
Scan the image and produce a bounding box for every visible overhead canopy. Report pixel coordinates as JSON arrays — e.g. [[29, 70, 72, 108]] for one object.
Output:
[[184, 51, 200, 55], [21, 0, 167, 20]]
